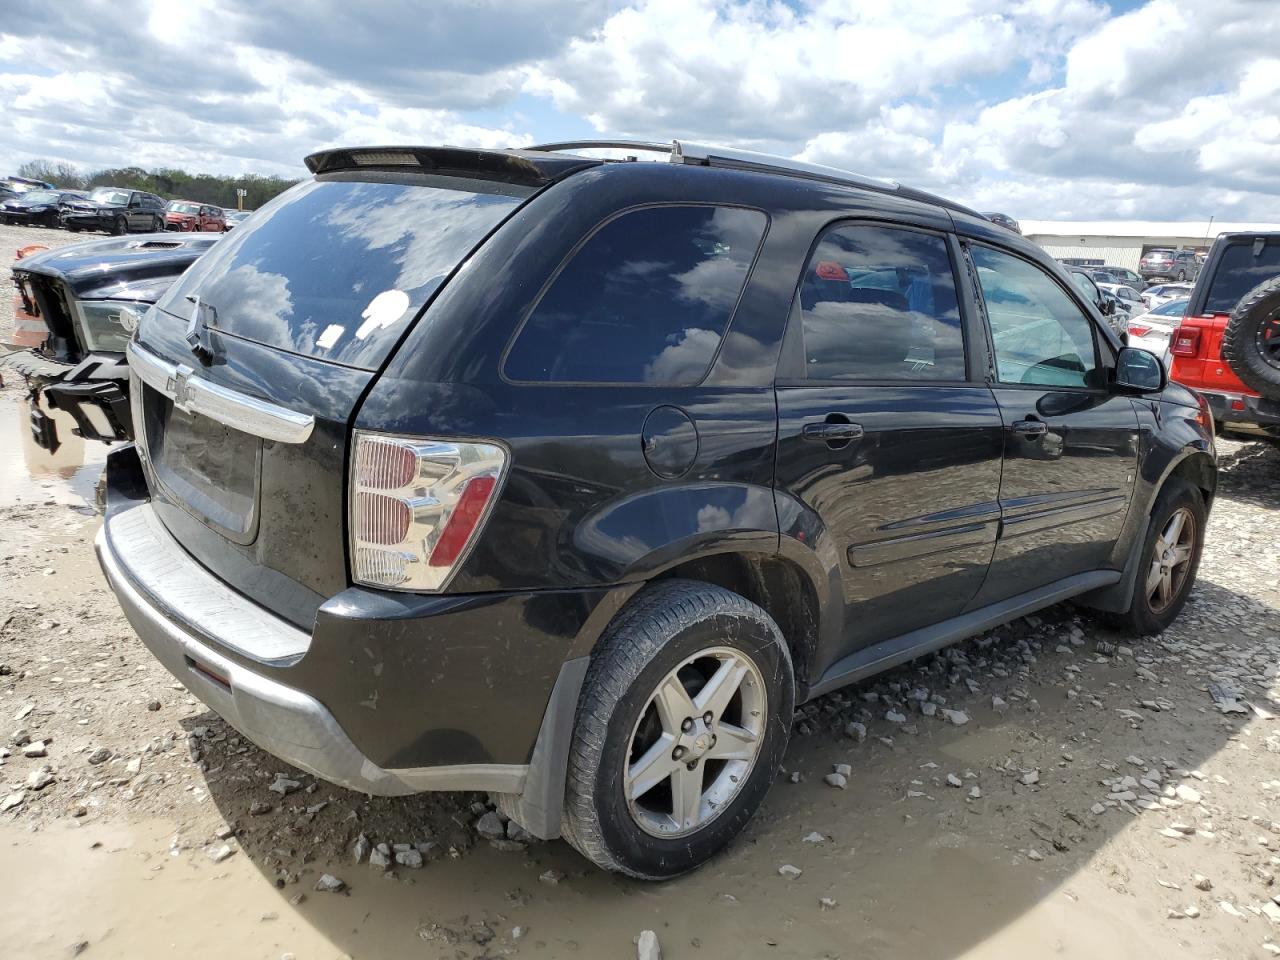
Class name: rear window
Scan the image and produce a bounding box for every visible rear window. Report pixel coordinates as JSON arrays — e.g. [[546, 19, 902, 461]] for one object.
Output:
[[1204, 238, 1280, 313], [157, 175, 530, 369], [504, 204, 767, 384]]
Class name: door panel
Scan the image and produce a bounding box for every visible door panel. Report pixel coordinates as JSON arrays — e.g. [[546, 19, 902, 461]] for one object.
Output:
[[777, 386, 1004, 666], [775, 221, 1003, 673], [964, 242, 1140, 607], [970, 387, 1138, 606]]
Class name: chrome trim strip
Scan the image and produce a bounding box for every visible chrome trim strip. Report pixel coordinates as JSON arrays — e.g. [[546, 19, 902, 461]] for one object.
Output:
[[127, 341, 315, 444]]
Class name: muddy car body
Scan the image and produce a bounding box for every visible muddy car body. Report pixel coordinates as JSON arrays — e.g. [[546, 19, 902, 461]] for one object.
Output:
[[3, 233, 221, 450], [96, 142, 1217, 879]]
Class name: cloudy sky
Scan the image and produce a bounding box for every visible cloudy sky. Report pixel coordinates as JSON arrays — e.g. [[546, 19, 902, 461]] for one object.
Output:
[[2, 0, 1278, 221]]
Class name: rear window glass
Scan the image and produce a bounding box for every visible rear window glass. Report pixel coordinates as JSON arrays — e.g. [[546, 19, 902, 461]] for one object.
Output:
[[157, 176, 530, 369], [1204, 238, 1280, 313], [503, 205, 766, 384], [797, 224, 966, 381]]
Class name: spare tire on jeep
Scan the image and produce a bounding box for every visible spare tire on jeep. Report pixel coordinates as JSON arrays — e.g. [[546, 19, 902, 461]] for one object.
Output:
[[1221, 276, 1280, 400]]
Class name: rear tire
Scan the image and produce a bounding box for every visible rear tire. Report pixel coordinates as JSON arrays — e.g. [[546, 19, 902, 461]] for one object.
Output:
[[1107, 480, 1206, 636], [1221, 276, 1280, 400], [111, 216, 127, 236], [561, 580, 793, 879]]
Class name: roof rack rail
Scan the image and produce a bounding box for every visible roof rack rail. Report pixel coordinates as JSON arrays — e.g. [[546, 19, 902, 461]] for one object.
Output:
[[672, 141, 898, 192], [526, 139, 673, 155], [526, 138, 898, 193]]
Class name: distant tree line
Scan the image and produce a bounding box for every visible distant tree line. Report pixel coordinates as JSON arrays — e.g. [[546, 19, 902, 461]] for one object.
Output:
[[14, 159, 298, 210]]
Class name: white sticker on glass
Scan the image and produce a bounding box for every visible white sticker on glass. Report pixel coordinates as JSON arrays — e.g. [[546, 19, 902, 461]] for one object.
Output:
[[355, 289, 411, 340], [316, 324, 344, 350]]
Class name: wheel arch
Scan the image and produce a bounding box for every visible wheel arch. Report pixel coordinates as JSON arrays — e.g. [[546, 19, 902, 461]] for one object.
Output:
[[1079, 446, 1215, 614]]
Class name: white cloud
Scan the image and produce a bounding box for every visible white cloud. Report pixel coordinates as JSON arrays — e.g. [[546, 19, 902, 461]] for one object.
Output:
[[1, 0, 1279, 219]]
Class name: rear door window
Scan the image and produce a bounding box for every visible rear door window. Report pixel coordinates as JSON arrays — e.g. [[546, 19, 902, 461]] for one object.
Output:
[[158, 175, 532, 370], [504, 205, 766, 384], [795, 223, 966, 381], [1204, 237, 1280, 312]]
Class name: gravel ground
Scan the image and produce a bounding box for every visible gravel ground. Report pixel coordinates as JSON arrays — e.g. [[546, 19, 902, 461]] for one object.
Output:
[[0, 222, 91, 349], [1, 375, 1280, 957]]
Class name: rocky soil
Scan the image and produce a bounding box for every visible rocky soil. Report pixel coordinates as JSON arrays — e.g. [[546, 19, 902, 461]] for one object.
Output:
[[1, 364, 1279, 958]]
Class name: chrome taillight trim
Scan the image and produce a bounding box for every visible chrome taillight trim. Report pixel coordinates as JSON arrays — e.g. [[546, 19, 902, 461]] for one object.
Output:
[[127, 341, 315, 444]]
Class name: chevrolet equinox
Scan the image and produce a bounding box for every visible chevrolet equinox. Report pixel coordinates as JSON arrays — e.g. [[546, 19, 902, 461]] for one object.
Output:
[[96, 141, 1217, 878]]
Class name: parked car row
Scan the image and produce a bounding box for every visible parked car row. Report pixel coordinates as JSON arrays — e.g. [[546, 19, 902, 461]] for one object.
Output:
[[0, 172, 253, 235]]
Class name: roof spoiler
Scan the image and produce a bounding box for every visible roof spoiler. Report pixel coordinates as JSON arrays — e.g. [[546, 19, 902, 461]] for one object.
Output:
[[303, 146, 599, 187]]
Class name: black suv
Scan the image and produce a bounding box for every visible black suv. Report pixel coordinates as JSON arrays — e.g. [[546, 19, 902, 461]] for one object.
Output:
[[62, 187, 167, 234], [96, 142, 1217, 879]]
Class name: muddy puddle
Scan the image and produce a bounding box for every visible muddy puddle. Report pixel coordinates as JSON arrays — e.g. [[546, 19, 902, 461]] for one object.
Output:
[[0, 395, 109, 507], [0, 758, 1197, 960]]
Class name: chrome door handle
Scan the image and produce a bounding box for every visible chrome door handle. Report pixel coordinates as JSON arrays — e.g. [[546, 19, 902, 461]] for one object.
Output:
[[1012, 419, 1047, 438], [802, 422, 864, 441]]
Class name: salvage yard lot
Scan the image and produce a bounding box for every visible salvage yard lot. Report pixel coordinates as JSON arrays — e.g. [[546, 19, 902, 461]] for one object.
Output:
[[1, 267, 1280, 958]]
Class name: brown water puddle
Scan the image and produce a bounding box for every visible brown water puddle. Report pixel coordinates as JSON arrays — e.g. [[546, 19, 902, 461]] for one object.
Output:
[[0, 395, 108, 507], [0, 797, 1196, 960]]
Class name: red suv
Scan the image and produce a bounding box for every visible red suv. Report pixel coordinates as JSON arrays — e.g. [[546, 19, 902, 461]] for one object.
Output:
[[1169, 233, 1280, 439], [164, 200, 226, 232]]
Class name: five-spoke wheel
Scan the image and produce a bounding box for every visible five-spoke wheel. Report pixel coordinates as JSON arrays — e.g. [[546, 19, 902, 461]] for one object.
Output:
[[560, 580, 793, 879], [1145, 506, 1196, 614], [625, 646, 766, 837]]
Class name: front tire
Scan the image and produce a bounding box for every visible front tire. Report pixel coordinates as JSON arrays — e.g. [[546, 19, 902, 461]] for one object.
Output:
[[111, 216, 127, 236], [1109, 480, 1206, 635], [562, 580, 794, 879]]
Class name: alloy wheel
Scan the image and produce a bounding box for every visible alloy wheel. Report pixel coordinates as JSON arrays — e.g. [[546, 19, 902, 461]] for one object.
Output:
[[1257, 315, 1280, 372], [625, 646, 766, 838], [1146, 506, 1196, 613]]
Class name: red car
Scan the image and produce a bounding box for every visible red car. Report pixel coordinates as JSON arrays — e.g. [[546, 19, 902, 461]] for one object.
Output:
[[164, 200, 226, 232], [1169, 233, 1280, 439]]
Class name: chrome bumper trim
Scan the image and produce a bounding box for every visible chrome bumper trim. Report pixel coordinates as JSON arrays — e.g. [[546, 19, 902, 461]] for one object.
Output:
[[127, 340, 315, 444], [96, 515, 528, 797]]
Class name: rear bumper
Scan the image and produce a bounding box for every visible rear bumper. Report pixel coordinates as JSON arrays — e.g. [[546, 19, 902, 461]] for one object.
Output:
[[1200, 389, 1280, 436], [96, 445, 625, 800]]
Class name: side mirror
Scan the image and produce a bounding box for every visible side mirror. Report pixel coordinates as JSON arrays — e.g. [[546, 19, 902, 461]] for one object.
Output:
[[1114, 346, 1166, 393], [1099, 297, 1115, 316]]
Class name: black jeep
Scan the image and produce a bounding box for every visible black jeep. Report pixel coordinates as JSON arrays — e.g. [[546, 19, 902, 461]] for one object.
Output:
[[96, 142, 1217, 879]]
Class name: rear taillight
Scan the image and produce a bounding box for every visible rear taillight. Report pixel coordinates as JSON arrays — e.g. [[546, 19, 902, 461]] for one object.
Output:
[[1171, 326, 1201, 357], [1128, 324, 1152, 338], [350, 431, 506, 591]]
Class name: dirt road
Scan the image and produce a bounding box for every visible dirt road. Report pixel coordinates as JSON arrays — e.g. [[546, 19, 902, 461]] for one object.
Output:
[[1, 375, 1279, 959]]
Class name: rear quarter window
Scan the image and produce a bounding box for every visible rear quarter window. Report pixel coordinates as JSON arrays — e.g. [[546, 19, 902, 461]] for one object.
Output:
[[1204, 238, 1280, 313], [503, 204, 767, 384]]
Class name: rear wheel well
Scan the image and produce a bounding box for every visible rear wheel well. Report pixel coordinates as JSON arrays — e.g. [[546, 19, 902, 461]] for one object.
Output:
[[656, 552, 820, 694]]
